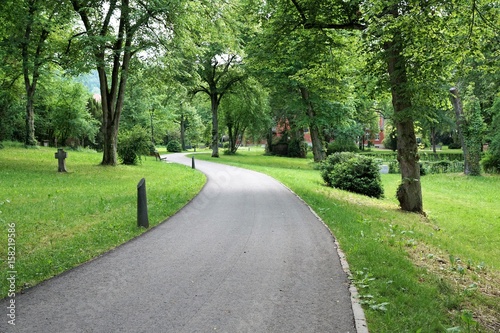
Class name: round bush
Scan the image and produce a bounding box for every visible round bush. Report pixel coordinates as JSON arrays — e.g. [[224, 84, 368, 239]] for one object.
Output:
[[117, 126, 151, 165], [320, 152, 356, 186], [166, 140, 182, 152], [320, 153, 384, 198]]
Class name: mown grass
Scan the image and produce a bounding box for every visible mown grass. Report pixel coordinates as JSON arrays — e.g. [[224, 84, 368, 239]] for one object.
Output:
[[192, 147, 500, 333], [0, 144, 205, 297]]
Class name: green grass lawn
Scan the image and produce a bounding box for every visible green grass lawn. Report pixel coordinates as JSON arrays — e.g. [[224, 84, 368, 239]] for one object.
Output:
[[192, 147, 500, 333], [0, 144, 205, 297]]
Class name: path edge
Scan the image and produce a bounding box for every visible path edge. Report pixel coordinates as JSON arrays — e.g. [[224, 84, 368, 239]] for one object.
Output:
[[280, 184, 369, 333]]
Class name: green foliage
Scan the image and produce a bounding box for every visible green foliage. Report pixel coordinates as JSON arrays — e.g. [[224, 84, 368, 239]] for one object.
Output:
[[462, 91, 485, 176], [287, 139, 308, 158], [166, 140, 182, 153], [383, 126, 398, 152], [482, 96, 500, 173], [448, 143, 462, 149], [320, 152, 357, 186], [42, 76, 99, 146], [481, 152, 500, 174], [117, 126, 151, 165], [320, 152, 384, 198], [326, 138, 359, 155]]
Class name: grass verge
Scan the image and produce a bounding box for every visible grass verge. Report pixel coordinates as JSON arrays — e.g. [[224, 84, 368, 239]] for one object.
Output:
[[192, 148, 500, 333], [0, 145, 205, 297]]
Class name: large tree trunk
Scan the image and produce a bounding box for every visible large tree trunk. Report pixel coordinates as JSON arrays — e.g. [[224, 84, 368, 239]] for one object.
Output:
[[300, 87, 325, 162], [24, 88, 37, 146], [431, 126, 437, 153], [211, 93, 220, 158], [386, 36, 423, 214], [98, 67, 118, 166]]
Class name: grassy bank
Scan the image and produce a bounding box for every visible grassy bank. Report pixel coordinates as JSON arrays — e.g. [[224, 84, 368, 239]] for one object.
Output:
[[0, 144, 205, 297], [192, 148, 500, 332]]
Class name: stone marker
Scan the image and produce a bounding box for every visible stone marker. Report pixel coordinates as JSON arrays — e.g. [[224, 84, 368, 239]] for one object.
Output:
[[137, 178, 149, 228], [54, 148, 67, 172], [379, 164, 389, 174]]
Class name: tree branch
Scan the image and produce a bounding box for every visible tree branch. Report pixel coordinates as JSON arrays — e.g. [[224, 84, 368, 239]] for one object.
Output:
[[289, 0, 366, 31]]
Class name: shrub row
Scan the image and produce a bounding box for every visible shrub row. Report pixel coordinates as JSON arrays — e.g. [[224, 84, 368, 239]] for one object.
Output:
[[388, 160, 465, 175], [363, 152, 464, 163]]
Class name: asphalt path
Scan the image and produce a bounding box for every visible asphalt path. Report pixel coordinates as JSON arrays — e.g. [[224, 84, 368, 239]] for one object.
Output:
[[1, 153, 362, 333]]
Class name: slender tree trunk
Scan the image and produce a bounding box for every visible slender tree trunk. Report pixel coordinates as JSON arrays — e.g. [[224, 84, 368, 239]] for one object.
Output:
[[180, 113, 186, 151], [300, 87, 325, 162], [21, 3, 48, 147], [386, 36, 423, 214], [449, 87, 470, 174], [211, 93, 220, 157], [227, 122, 234, 153], [266, 127, 273, 154], [431, 126, 437, 153]]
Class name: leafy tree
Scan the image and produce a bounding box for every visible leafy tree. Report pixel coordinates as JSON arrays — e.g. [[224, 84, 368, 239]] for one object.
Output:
[[39, 76, 99, 146], [482, 95, 500, 173], [450, 86, 486, 176], [246, 4, 359, 162], [219, 77, 271, 154], [190, 44, 246, 157], [69, 0, 185, 165], [0, 0, 73, 146], [283, 0, 493, 213]]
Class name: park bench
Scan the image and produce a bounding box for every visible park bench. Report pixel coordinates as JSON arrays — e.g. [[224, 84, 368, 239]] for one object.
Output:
[[153, 151, 167, 161]]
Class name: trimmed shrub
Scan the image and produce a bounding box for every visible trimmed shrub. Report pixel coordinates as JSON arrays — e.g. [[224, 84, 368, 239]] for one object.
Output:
[[117, 126, 151, 165], [166, 140, 182, 153], [326, 138, 359, 155], [320, 152, 357, 186], [320, 153, 384, 198]]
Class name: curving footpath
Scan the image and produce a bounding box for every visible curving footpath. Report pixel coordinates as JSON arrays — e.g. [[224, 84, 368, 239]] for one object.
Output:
[[1, 153, 366, 333]]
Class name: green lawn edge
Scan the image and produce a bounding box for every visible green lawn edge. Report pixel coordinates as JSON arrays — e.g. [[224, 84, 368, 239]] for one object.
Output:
[[0, 146, 206, 298]]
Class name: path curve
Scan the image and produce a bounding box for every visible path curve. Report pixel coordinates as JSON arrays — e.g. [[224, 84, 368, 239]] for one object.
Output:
[[1, 153, 362, 333]]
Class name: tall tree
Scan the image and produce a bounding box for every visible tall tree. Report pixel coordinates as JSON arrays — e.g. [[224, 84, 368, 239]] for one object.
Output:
[[191, 44, 246, 157], [0, 0, 72, 146], [219, 77, 271, 154], [285, 0, 469, 213], [69, 0, 183, 165]]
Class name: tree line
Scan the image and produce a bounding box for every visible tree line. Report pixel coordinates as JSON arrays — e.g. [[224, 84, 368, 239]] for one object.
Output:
[[0, 0, 499, 214]]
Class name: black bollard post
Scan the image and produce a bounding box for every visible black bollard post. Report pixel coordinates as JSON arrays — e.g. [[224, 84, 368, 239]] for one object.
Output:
[[192, 156, 195, 169], [137, 178, 149, 228]]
